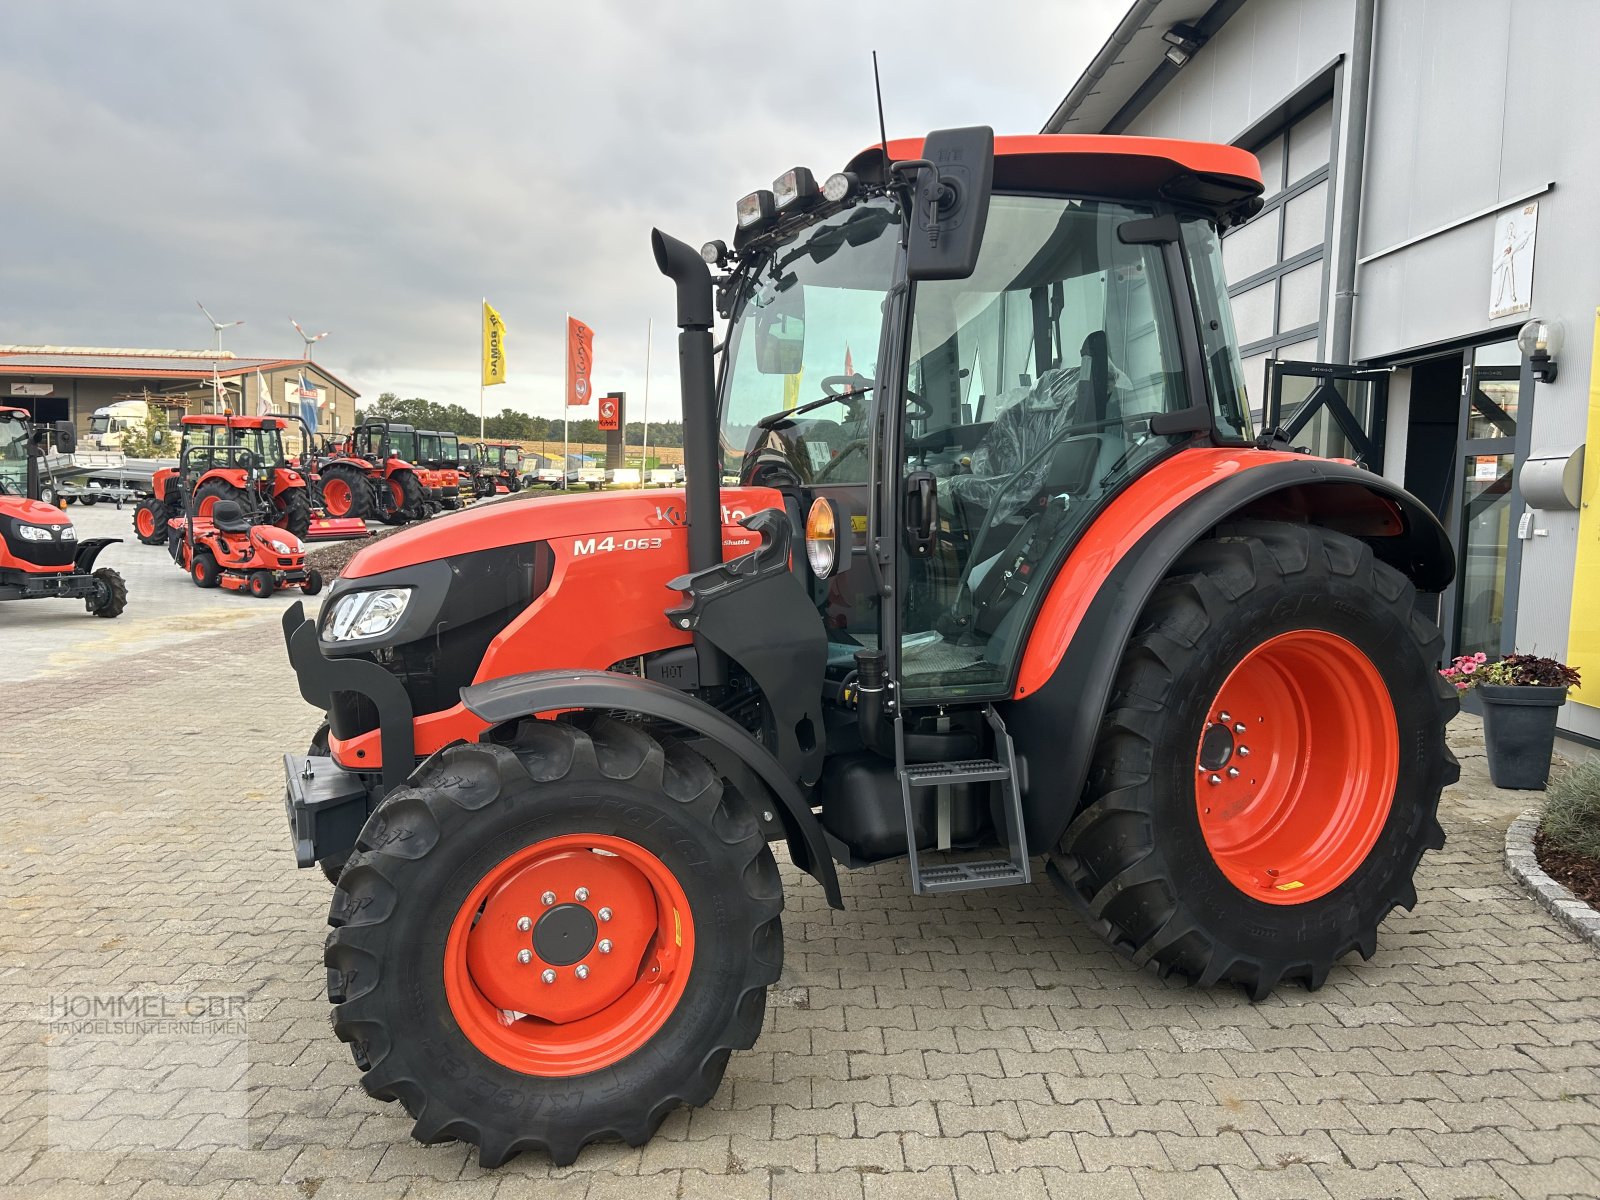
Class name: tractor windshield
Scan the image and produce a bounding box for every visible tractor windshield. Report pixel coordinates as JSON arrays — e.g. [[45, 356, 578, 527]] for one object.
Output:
[[0, 413, 30, 494], [441, 433, 459, 461], [387, 430, 419, 462], [720, 198, 903, 484], [181, 424, 286, 470], [418, 433, 441, 463]]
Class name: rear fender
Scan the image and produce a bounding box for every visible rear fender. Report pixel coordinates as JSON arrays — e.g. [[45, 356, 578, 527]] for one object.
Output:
[[197, 467, 248, 492], [1001, 454, 1454, 852], [462, 669, 843, 909]]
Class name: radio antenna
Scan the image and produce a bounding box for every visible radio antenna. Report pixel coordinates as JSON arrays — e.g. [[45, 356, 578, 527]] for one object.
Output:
[[872, 51, 890, 168]]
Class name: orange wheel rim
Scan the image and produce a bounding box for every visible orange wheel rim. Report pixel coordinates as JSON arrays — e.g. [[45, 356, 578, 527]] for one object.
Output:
[[136, 508, 155, 536], [1195, 630, 1398, 905], [322, 479, 350, 515], [444, 833, 695, 1077], [389, 479, 405, 508], [197, 495, 217, 518]]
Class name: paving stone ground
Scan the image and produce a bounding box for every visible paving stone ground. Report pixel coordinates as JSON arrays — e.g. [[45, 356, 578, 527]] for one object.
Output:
[[2, 608, 1598, 1199]]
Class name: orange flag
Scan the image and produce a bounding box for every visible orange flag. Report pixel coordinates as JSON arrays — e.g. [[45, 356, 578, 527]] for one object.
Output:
[[566, 316, 594, 406]]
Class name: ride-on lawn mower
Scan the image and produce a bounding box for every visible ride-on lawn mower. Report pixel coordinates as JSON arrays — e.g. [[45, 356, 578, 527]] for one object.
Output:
[[169, 446, 322, 598], [281, 130, 1458, 1167], [134, 414, 312, 545], [0, 406, 126, 617]]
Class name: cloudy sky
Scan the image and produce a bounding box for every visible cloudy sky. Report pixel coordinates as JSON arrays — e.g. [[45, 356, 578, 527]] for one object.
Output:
[[1, 1, 1123, 423]]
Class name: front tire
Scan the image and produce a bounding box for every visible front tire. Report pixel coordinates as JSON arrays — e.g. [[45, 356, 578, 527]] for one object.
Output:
[[1053, 521, 1457, 1000], [87, 567, 127, 617], [324, 715, 783, 1167], [275, 487, 312, 539], [133, 497, 169, 545]]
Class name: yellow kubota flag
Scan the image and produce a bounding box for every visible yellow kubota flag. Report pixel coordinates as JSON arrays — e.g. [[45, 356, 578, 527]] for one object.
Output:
[[782, 369, 803, 411], [482, 301, 507, 386]]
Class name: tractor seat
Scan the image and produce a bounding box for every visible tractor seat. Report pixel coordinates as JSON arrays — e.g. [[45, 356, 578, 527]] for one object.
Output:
[[211, 499, 252, 534]]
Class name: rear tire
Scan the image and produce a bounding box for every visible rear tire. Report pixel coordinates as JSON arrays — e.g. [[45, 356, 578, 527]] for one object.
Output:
[[324, 715, 783, 1167], [87, 567, 127, 618], [192, 479, 248, 523], [380, 470, 424, 525], [275, 487, 312, 539], [133, 497, 169, 545], [192, 552, 220, 589], [1053, 521, 1457, 1000]]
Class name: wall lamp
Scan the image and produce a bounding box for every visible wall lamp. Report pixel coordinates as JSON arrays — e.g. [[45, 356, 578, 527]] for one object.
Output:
[[1162, 23, 1207, 67], [1517, 318, 1565, 383]]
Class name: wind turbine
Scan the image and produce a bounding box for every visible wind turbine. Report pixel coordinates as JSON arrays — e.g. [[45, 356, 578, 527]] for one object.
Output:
[[291, 318, 329, 361], [197, 301, 244, 354]]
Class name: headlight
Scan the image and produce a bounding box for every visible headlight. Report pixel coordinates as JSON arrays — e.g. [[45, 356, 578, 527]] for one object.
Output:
[[805, 497, 843, 579], [266, 538, 296, 556], [17, 524, 53, 542], [322, 587, 413, 642], [59, 526, 77, 542]]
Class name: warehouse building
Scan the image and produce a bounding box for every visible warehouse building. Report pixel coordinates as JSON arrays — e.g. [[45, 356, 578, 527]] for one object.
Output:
[[1047, 0, 1600, 743], [0, 346, 359, 438]]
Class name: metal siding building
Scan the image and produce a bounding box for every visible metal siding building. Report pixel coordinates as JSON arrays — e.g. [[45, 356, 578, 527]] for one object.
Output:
[[1048, 0, 1600, 743]]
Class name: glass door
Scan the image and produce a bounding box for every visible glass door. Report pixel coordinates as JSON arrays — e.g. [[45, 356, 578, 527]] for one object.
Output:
[[1452, 341, 1526, 658], [1265, 360, 1389, 469]]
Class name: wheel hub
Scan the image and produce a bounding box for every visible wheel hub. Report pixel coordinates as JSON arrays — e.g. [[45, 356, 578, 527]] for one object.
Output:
[[532, 903, 597, 966], [1197, 721, 1236, 770]]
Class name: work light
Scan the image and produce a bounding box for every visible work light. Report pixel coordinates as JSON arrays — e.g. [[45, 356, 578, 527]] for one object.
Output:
[[822, 171, 858, 203], [805, 497, 844, 579], [736, 190, 776, 229], [700, 239, 728, 266], [773, 167, 818, 212]]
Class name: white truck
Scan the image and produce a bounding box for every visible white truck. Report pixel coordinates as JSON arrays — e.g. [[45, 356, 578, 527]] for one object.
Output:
[[85, 400, 151, 451]]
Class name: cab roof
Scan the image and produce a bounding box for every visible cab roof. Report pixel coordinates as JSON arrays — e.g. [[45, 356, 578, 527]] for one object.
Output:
[[847, 133, 1263, 221], [181, 414, 286, 429], [1, 405, 27, 418]]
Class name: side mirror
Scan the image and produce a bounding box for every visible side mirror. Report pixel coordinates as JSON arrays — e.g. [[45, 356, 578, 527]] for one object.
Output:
[[151, 427, 167, 448], [52, 421, 78, 455], [905, 126, 994, 282], [753, 307, 806, 375]]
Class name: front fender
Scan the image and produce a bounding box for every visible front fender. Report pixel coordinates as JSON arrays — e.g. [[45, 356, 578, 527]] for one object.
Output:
[[462, 669, 843, 908], [1002, 451, 1454, 852], [272, 471, 308, 498]]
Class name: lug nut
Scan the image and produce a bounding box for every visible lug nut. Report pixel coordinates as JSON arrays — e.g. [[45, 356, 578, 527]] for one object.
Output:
[[516, 949, 532, 964], [575, 965, 589, 980], [541, 891, 556, 907], [1219, 711, 1232, 724], [1238, 746, 1250, 758], [598, 939, 613, 954], [575, 887, 590, 902], [1234, 723, 1247, 734], [1208, 774, 1221, 786], [598, 907, 613, 922], [1227, 767, 1240, 778], [516, 916, 531, 932], [541, 968, 556, 984]]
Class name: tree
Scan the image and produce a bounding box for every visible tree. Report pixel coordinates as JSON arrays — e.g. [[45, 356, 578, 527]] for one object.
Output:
[[117, 402, 169, 459]]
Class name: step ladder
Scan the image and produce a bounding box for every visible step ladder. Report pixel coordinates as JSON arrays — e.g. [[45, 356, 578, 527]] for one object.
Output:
[[897, 704, 1031, 895]]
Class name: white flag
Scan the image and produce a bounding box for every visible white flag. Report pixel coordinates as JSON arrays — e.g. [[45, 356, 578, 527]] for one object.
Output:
[[256, 369, 273, 415]]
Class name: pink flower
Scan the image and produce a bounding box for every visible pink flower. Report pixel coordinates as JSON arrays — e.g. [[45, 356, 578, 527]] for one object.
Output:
[[1456, 682, 1468, 690], [1462, 661, 1477, 674], [1474, 652, 1488, 663]]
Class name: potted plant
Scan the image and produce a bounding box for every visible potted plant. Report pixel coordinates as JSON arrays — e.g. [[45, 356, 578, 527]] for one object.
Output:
[[1441, 653, 1582, 789]]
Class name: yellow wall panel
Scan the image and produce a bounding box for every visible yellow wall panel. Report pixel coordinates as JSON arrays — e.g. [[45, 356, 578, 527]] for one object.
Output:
[[1568, 309, 1600, 710]]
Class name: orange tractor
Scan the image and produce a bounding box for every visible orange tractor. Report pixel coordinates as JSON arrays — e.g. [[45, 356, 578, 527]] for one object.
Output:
[[472, 440, 523, 493], [314, 420, 428, 525], [416, 429, 464, 510], [133, 414, 311, 545], [281, 130, 1457, 1167]]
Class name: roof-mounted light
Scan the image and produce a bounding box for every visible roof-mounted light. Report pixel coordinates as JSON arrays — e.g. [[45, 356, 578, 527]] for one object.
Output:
[[700, 239, 729, 266], [736, 189, 776, 229], [773, 166, 818, 212], [822, 171, 859, 203]]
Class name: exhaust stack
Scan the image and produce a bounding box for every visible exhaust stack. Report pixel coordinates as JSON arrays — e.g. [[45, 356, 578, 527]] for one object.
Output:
[[652, 228, 726, 686]]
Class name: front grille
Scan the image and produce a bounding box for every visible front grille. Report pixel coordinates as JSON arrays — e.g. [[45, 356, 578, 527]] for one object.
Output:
[[1, 523, 75, 568]]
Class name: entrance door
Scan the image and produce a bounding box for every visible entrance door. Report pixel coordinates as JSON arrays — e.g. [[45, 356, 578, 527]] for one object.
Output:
[[1265, 360, 1389, 470], [1451, 340, 1528, 658]]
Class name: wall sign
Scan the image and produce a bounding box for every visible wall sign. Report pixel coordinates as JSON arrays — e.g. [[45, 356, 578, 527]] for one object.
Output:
[[9, 383, 53, 396], [1489, 201, 1538, 320]]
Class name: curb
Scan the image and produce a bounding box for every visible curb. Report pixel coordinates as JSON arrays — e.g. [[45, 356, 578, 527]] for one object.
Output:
[[1504, 808, 1600, 952]]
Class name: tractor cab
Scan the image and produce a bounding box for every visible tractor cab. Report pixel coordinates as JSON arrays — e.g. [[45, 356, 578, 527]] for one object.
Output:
[[354, 421, 418, 467], [178, 414, 290, 474]]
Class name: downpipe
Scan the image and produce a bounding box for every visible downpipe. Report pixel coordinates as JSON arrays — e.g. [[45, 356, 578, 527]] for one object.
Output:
[[652, 228, 727, 687]]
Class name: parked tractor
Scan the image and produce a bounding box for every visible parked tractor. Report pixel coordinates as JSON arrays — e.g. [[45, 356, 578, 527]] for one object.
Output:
[[0, 406, 126, 617], [315, 421, 428, 525], [281, 130, 1458, 1167], [416, 429, 464, 510], [473, 440, 524, 493], [457, 440, 498, 499], [133, 414, 312, 546]]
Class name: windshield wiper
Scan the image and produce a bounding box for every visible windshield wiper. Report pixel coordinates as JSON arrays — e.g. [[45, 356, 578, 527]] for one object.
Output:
[[753, 386, 875, 431]]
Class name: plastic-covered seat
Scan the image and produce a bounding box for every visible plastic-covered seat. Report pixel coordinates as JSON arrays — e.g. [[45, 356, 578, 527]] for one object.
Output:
[[211, 499, 252, 533]]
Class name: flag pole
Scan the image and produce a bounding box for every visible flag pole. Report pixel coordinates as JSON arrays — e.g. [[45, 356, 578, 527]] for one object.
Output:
[[640, 317, 652, 475], [479, 297, 486, 442], [563, 311, 570, 483]]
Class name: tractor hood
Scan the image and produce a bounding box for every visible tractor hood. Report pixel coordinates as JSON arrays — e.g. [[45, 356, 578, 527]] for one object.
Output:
[[0, 495, 71, 525], [342, 486, 784, 579]]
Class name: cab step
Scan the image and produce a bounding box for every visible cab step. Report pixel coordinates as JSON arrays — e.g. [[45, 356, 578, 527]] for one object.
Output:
[[897, 704, 1031, 896]]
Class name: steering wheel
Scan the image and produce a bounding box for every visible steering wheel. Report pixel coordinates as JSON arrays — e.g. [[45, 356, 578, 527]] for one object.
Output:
[[236, 449, 261, 472]]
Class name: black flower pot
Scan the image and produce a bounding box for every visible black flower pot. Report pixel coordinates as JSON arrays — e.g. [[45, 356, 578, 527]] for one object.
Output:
[[1478, 684, 1568, 790]]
